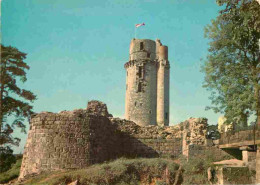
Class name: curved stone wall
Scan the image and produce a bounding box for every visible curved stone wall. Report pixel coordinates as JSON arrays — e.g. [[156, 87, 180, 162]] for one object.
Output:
[[125, 38, 170, 126], [157, 60, 170, 126], [129, 39, 156, 61], [125, 39, 158, 126], [19, 110, 91, 179]]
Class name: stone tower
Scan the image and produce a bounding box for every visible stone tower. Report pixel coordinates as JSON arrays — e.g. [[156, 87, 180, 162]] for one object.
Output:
[[124, 38, 170, 126]]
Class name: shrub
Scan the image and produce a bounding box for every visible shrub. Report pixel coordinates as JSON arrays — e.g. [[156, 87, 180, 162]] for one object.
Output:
[[0, 146, 16, 173], [0, 158, 22, 183], [180, 152, 215, 185]]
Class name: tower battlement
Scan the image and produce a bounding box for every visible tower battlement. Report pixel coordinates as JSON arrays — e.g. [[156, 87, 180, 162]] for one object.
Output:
[[125, 38, 170, 126]]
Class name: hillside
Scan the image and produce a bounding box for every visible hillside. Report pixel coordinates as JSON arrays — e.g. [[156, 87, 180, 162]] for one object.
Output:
[[15, 158, 181, 185]]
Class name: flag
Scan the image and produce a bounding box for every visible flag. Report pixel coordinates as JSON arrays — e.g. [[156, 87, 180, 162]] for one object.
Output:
[[135, 23, 145, 28]]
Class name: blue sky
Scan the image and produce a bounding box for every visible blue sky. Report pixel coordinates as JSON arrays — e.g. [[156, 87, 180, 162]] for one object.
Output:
[[2, 0, 222, 153]]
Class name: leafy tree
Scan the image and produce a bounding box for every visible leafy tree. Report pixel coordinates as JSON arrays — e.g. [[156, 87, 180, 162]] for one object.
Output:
[[0, 45, 36, 148], [202, 0, 260, 127]]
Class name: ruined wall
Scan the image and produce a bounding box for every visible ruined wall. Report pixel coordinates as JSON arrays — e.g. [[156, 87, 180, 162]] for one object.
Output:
[[111, 118, 183, 158], [19, 112, 185, 180], [19, 110, 91, 179], [19, 102, 211, 180]]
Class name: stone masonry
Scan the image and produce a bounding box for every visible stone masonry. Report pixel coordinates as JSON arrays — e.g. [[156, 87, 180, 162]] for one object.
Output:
[[19, 101, 220, 180], [124, 39, 170, 126]]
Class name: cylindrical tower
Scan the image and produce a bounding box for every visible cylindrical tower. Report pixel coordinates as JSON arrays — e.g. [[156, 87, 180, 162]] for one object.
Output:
[[156, 39, 170, 126], [125, 39, 157, 126]]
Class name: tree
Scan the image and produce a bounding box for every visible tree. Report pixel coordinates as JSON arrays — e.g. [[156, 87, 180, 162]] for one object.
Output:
[[0, 146, 16, 173], [0, 45, 36, 148], [202, 0, 260, 127]]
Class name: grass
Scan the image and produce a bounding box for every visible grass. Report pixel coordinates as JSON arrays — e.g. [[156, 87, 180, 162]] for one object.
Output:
[[0, 158, 22, 184], [19, 158, 179, 185]]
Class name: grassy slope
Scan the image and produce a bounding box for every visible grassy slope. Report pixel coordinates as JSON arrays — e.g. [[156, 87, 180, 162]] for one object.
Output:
[[5, 150, 232, 185], [0, 159, 22, 184], [20, 158, 179, 185]]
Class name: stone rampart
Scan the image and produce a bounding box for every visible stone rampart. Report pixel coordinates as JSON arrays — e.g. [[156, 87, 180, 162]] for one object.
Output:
[[19, 110, 91, 179], [19, 102, 212, 180]]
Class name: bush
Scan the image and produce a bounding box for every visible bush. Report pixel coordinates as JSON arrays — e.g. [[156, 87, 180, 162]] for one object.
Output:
[[0, 146, 16, 173], [180, 152, 215, 185], [0, 158, 22, 183]]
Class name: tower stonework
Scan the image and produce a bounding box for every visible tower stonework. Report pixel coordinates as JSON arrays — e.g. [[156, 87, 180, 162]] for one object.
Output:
[[124, 38, 170, 126]]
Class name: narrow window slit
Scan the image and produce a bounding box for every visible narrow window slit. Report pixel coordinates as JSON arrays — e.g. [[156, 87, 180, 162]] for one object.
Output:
[[140, 42, 144, 50]]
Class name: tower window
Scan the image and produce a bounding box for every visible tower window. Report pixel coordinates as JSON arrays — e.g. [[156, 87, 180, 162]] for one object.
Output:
[[135, 102, 137, 106], [138, 82, 142, 92], [165, 112, 168, 120], [140, 42, 144, 50], [147, 53, 150, 58], [138, 66, 142, 78], [126, 84, 128, 90]]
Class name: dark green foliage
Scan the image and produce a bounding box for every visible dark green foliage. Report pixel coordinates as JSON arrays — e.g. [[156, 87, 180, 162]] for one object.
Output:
[[207, 124, 220, 140], [0, 146, 16, 173], [0, 158, 22, 183], [202, 0, 260, 125], [0, 45, 36, 147]]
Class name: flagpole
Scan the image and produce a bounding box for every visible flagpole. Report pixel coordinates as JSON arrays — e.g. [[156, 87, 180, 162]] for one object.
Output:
[[135, 27, 137, 38]]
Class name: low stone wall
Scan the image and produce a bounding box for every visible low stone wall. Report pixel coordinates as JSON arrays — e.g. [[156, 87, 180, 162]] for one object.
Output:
[[215, 166, 255, 184]]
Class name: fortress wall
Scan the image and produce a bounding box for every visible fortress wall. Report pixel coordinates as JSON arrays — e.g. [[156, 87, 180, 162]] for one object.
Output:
[[122, 138, 182, 158], [88, 115, 124, 163], [110, 118, 183, 158], [19, 110, 91, 179], [19, 111, 184, 180], [19, 102, 210, 180]]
